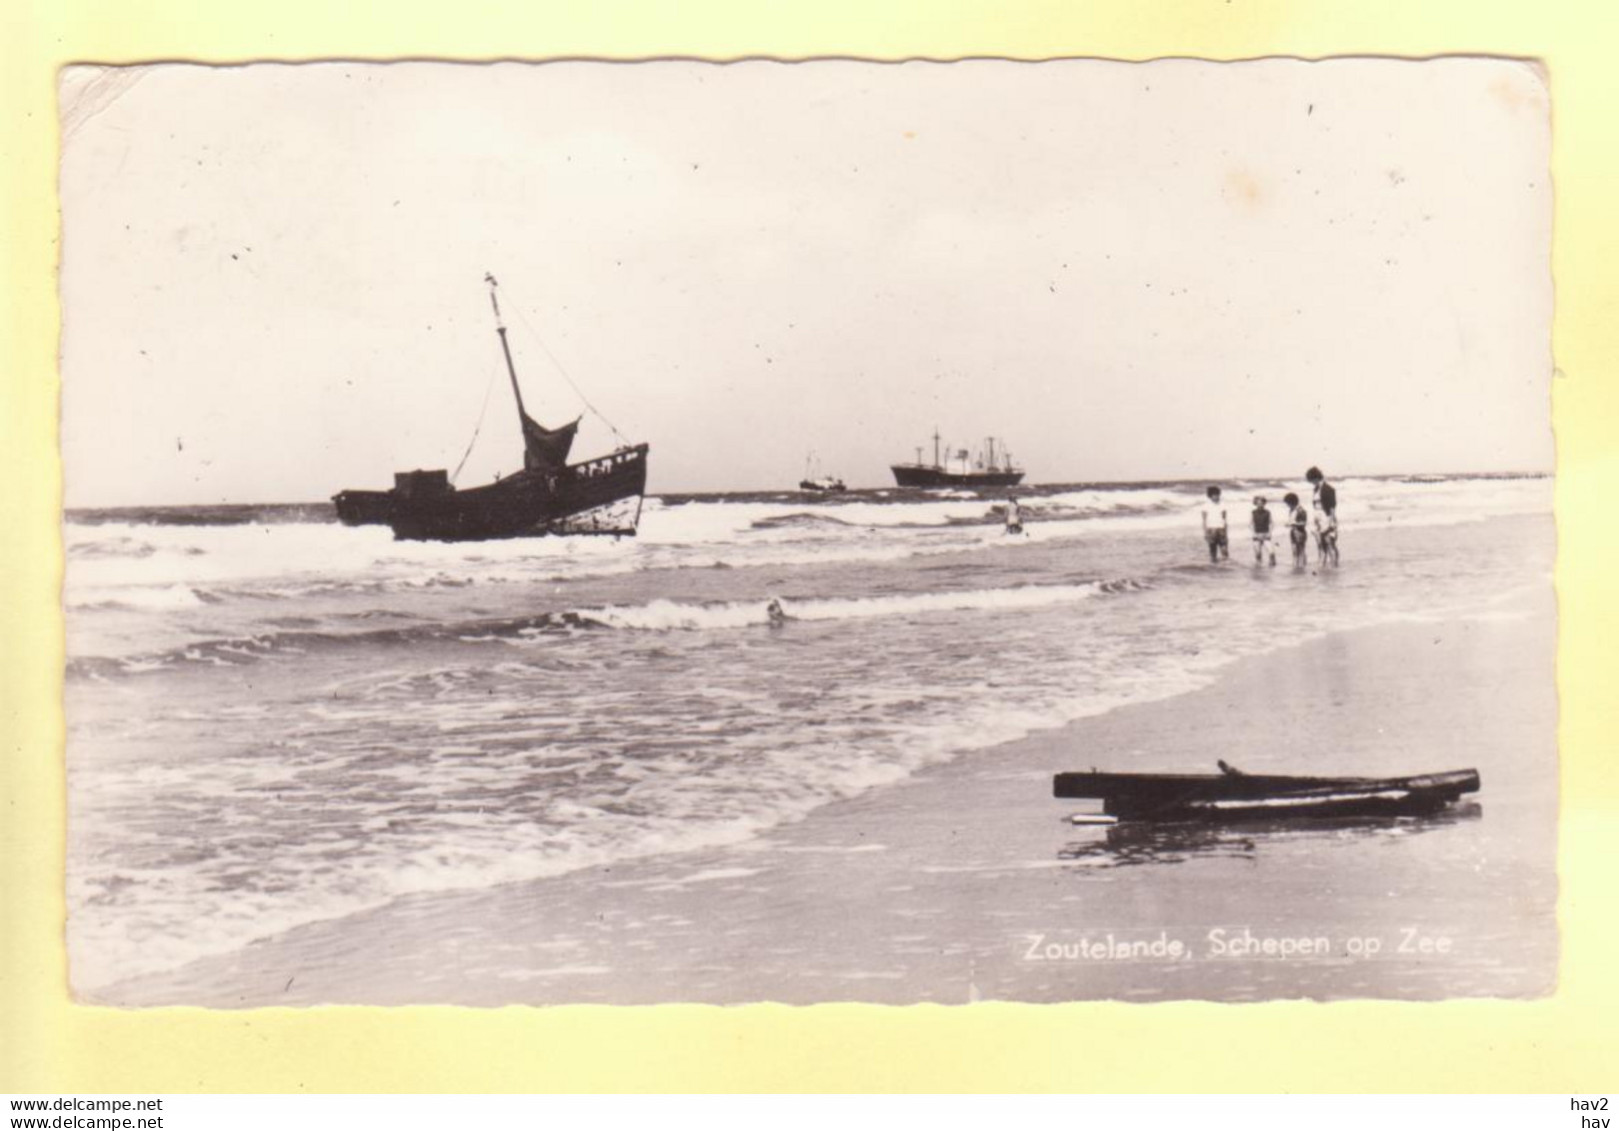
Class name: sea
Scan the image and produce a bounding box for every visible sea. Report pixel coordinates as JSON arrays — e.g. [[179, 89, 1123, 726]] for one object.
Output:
[[63, 473, 1555, 998]]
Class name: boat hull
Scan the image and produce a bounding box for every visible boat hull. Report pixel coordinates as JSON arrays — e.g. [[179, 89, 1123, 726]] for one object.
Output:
[[890, 464, 1024, 489], [1054, 768, 1480, 823], [331, 489, 395, 526], [387, 444, 649, 541]]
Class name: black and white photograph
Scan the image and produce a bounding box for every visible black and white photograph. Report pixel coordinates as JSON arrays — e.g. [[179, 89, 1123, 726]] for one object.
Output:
[[59, 57, 1556, 1007]]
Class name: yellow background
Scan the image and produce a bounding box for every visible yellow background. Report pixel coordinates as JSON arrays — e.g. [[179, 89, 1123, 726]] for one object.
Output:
[[3, 1, 1614, 1092]]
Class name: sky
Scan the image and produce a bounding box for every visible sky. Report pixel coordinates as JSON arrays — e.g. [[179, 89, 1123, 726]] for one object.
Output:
[[58, 57, 1553, 505]]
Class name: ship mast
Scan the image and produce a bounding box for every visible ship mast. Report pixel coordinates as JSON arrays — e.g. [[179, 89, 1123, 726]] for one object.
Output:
[[932, 426, 941, 469], [485, 272, 530, 429]]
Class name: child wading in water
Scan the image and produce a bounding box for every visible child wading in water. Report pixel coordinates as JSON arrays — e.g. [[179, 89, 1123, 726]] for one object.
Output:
[[1312, 501, 1340, 567], [1250, 496, 1276, 566], [1283, 492, 1309, 567], [1200, 486, 1229, 562]]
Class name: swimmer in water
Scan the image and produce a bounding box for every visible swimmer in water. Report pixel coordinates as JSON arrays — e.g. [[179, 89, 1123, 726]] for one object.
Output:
[[766, 598, 786, 627]]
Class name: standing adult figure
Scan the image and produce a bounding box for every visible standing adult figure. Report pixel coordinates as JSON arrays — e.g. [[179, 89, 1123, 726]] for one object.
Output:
[[1200, 486, 1229, 562], [1306, 467, 1338, 562], [1306, 467, 1337, 516], [1004, 496, 1024, 536]]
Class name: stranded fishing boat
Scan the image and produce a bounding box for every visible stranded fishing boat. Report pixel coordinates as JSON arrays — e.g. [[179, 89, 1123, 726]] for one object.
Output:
[[332, 274, 649, 541], [890, 428, 1024, 489], [1054, 763, 1480, 824]]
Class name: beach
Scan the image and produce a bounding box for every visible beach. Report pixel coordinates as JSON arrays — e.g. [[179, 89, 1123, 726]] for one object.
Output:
[[98, 589, 1556, 1007], [64, 479, 1556, 1005]]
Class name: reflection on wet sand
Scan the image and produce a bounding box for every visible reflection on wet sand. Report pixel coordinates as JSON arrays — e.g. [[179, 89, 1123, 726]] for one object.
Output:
[[1058, 803, 1483, 868]]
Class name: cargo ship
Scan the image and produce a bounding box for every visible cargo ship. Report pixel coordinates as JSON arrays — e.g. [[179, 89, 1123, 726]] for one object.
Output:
[[890, 428, 1024, 489]]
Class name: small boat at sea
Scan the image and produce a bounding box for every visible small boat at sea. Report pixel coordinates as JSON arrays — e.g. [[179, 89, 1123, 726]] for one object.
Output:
[[891, 428, 1023, 488], [332, 274, 649, 541], [798, 452, 846, 493], [1054, 762, 1480, 824]]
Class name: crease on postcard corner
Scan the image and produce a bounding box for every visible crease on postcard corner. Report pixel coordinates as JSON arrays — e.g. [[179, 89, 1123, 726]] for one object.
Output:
[[59, 65, 154, 148]]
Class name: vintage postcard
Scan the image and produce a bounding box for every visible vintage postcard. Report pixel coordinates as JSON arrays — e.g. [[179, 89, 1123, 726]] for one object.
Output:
[[58, 57, 1554, 1006]]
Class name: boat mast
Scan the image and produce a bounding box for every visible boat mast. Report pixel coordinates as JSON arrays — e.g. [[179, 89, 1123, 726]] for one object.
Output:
[[932, 426, 941, 469], [485, 272, 530, 427]]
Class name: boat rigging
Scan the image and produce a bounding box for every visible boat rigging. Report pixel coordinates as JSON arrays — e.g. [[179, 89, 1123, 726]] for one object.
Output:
[[332, 274, 650, 541]]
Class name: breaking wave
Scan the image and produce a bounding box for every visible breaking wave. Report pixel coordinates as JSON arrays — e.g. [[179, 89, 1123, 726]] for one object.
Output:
[[67, 575, 1157, 679]]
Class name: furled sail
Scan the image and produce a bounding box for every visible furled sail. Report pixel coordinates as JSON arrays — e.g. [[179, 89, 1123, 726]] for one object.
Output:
[[522, 413, 580, 472]]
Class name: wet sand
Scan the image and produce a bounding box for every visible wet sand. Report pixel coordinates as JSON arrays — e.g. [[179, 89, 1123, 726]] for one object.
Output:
[[99, 596, 1556, 1007]]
